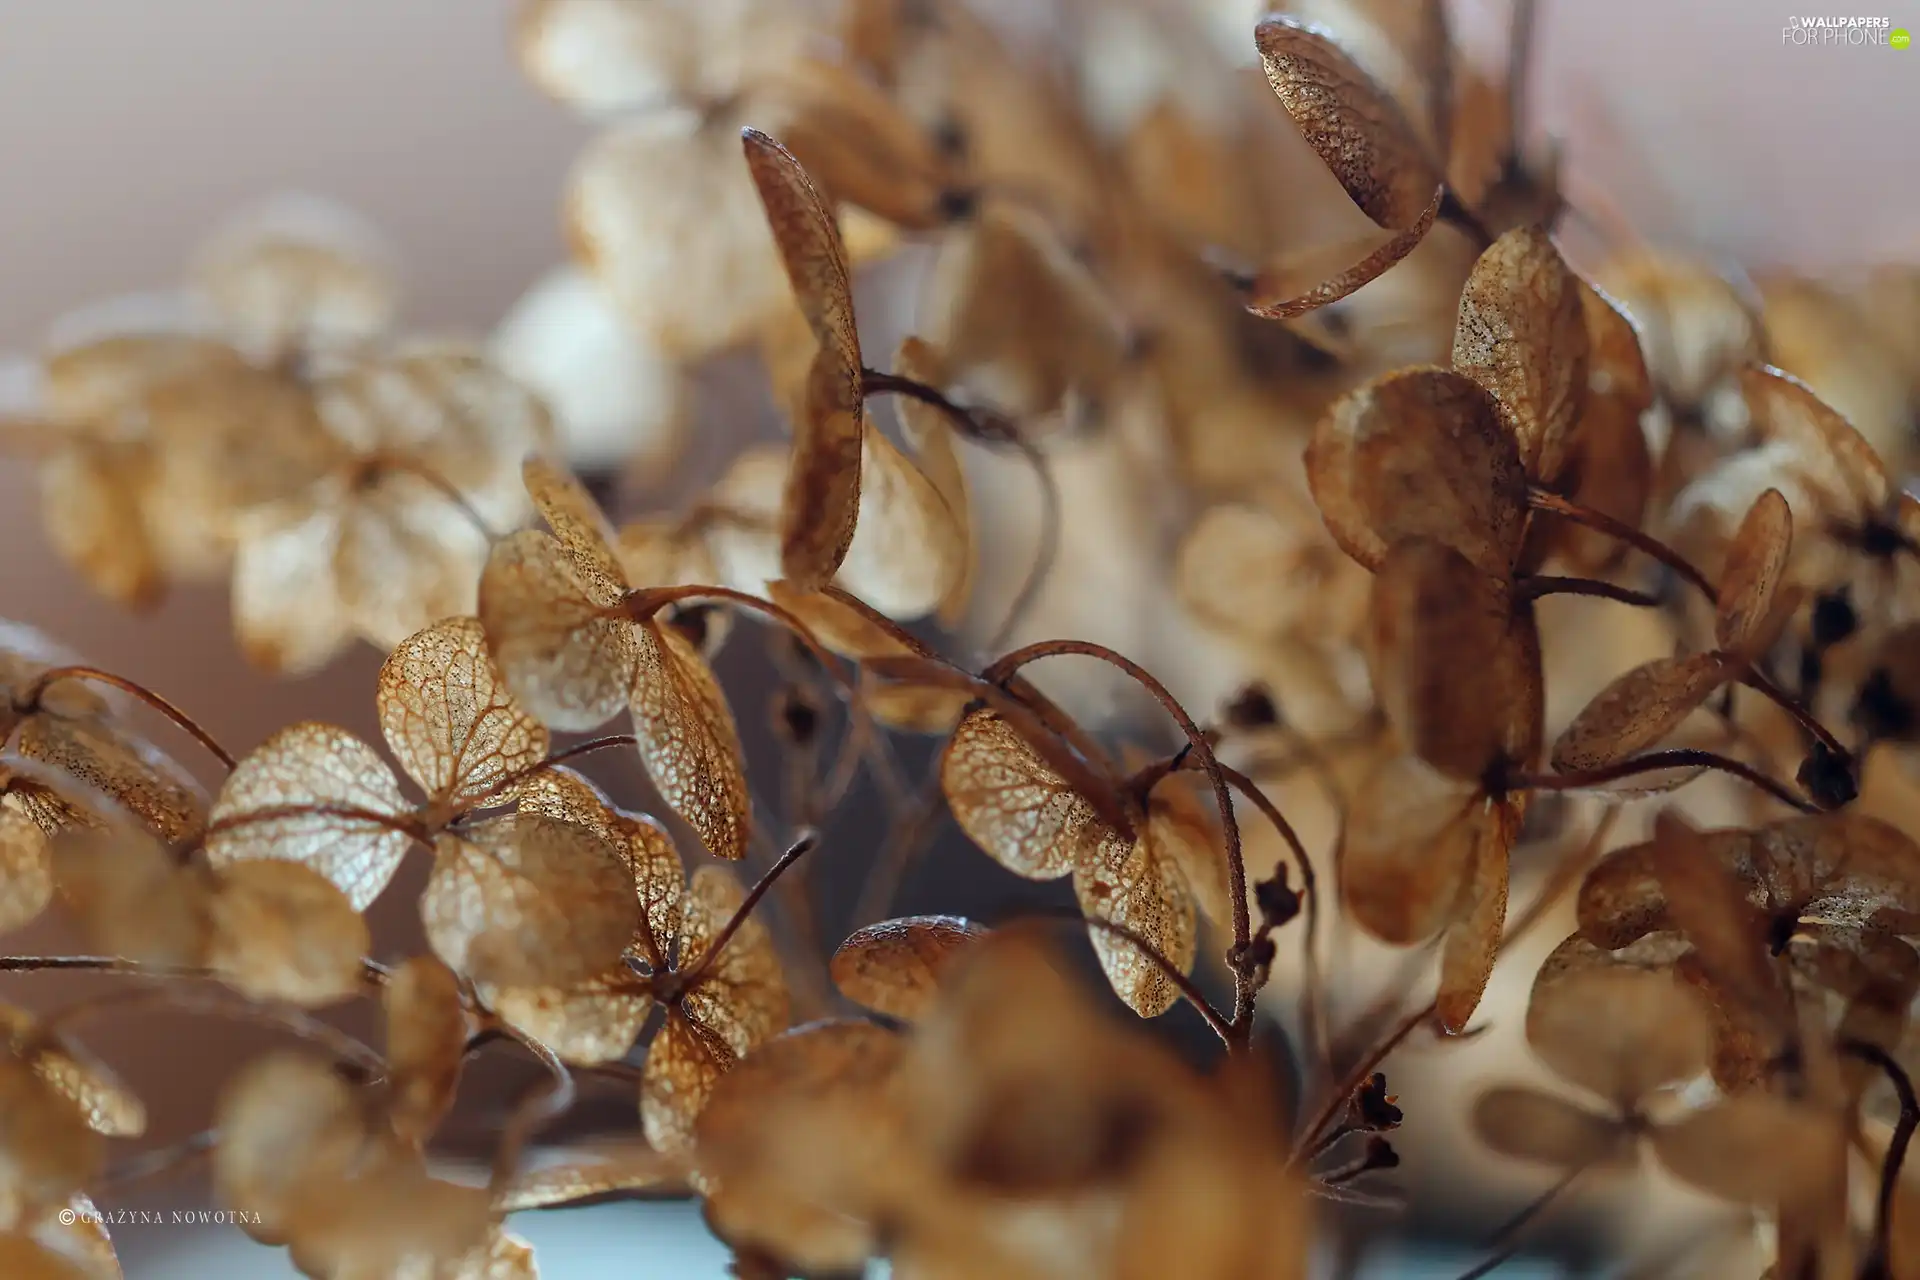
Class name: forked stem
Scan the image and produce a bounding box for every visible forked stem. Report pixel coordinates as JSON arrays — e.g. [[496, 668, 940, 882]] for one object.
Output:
[[665, 831, 817, 1000], [19, 666, 236, 770], [1453, 1163, 1587, 1280], [979, 640, 1255, 1040], [1527, 488, 1716, 601]]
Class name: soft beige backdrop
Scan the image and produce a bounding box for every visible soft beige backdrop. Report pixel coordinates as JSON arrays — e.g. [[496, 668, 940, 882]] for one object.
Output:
[[0, 1, 1914, 1275]]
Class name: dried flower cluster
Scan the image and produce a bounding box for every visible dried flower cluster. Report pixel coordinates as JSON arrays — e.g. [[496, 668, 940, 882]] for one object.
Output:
[[2, 1, 1919, 1277]]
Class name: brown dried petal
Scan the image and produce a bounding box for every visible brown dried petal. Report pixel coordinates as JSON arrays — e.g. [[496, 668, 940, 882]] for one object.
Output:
[[1243, 191, 1442, 320], [0, 1058, 105, 1225], [1146, 780, 1232, 935], [1452, 226, 1589, 485], [230, 503, 352, 677], [384, 956, 468, 1147], [1470, 1085, 1631, 1169], [38, 446, 164, 611], [206, 722, 411, 912], [836, 424, 968, 621], [496, 1144, 678, 1210], [421, 813, 638, 988], [642, 1012, 735, 1159], [696, 1019, 905, 1274], [1254, 17, 1444, 231], [331, 478, 490, 652], [678, 866, 790, 1059], [1074, 829, 1199, 1019], [479, 529, 638, 733], [12, 715, 205, 846], [377, 616, 550, 810], [52, 825, 209, 969], [485, 965, 654, 1068], [207, 859, 370, 1007], [1650, 1094, 1845, 1208], [831, 916, 987, 1022], [629, 620, 751, 862], [762, 581, 932, 662], [0, 1006, 145, 1139], [213, 1051, 365, 1240], [1714, 488, 1792, 658], [514, 767, 684, 969], [1366, 537, 1518, 780], [0, 806, 54, 937], [1524, 967, 1712, 1108], [742, 129, 864, 592], [1340, 753, 1481, 944], [1307, 366, 1528, 576], [1647, 816, 1789, 1034], [1741, 363, 1889, 517], [1550, 653, 1733, 773], [1436, 820, 1513, 1033], [940, 708, 1121, 882]]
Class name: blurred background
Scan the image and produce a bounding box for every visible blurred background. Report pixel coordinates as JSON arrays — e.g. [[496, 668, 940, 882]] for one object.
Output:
[[0, 0, 1914, 1275]]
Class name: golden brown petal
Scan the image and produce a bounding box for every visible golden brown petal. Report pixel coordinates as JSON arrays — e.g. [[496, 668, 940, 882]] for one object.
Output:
[[52, 823, 210, 969], [0, 1006, 146, 1139], [940, 708, 1125, 882], [1307, 366, 1528, 577], [206, 722, 412, 911], [38, 445, 165, 611], [206, 859, 371, 1007], [11, 714, 205, 847], [484, 964, 654, 1068], [212, 1051, 366, 1242], [1524, 967, 1712, 1108], [1469, 1085, 1632, 1169], [1340, 753, 1481, 945], [628, 620, 751, 862], [696, 1018, 906, 1275], [1741, 362, 1889, 516], [479, 529, 638, 733], [1549, 653, 1733, 773], [377, 615, 550, 810], [1074, 827, 1199, 1019], [229, 500, 352, 677], [1713, 488, 1793, 659], [642, 1011, 736, 1159], [496, 1143, 679, 1210], [1254, 17, 1444, 232], [1650, 1094, 1846, 1208], [383, 955, 468, 1148], [0, 805, 54, 938], [831, 916, 987, 1022], [1243, 190, 1442, 320], [421, 814, 638, 989], [0, 1057, 105, 1229], [678, 866, 790, 1059], [1451, 226, 1589, 485], [1436, 816, 1513, 1033]]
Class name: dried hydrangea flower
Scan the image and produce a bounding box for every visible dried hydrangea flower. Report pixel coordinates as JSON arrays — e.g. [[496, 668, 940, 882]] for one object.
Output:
[[479, 458, 752, 859], [830, 916, 987, 1023], [206, 615, 636, 989]]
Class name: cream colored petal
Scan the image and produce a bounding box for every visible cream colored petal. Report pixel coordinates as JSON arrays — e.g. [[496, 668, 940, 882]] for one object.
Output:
[[206, 859, 370, 1007], [376, 616, 549, 809], [231, 501, 352, 677]]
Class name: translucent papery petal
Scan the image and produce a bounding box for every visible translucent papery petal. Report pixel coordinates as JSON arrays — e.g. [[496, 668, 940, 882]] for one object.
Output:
[[892, 337, 974, 628], [0, 624, 105, 721], [514, 767, 684, 969], [1436, 815, 1513, 1034], [1470, 1085, 1632, 1170], [11, 715, 206, 846], [333, 475, 490, 652], [642, 1011, 735, 1159], [40, 331, 241, 426], [1339, 753, 1481, 945], [497, 1143, 678, 1210], [1714, 488, 1793, 657], [478, 530, 638, 733], [0, 806, 53, 937], [628, 620, 751, 862], [484, 964, 654, 1068], [1451, 225, 1589, 485], [0, 1057, 105, 1226], [206, 859, 370, 1007], [207, 722, 411, 912], [1307, 366, 1528, 576], [377, 616, 550, 810], [1074, 829, 1199, 1019], [1242, 197, 1443, 320], [940, 708, 1122, 882], [567, 113, 792, 362], [0, 1005, 146, 1139], [678, 866, 790, 1058], [1741, 363, 1889, 518], [835, 425, 969, 621], [51, 824, 210, 969], [1781, 813, 1920, 932], [1524, 967, 1712, 1109], [1651, 1094, 1846, 1209], [830, 916, 988, 1022], [695, 1019, 906, 1275], [1549, 653, 1732, 773], [230, 499, 353, 677], [213, 1053, 369, 1242], [383, 956, 468, 1147], [316, 345, 551, 496], [38, 445, 164, 610], [421, 814, 638, 989], [521, 456, 630, 604]]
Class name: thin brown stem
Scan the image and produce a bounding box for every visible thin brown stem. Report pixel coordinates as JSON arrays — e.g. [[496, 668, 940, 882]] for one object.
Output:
[[1518, 575, 1663, 607], [1527, 488, 1716, 601], [0, 954, 390, 990], [489, 1028, 577, 1199], [979, 640, 1255, 1040], [19, 666, 236, 770], [471, 735, 642, 807], [1513, 748, 1819, 814], [203, 803, 431, 842], [1457, 1162, 1587, 1280], [1740, 668, 1850, 759], [666, 831, 818, 999], [1844, 1038, 1916, 1279], [96, 1129, 218, 1194]]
